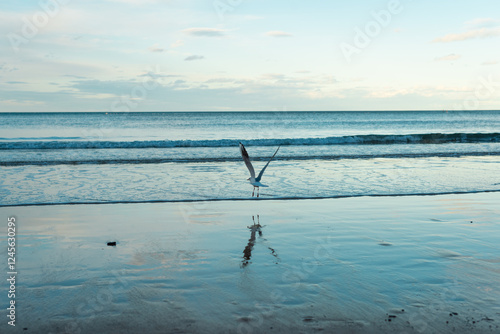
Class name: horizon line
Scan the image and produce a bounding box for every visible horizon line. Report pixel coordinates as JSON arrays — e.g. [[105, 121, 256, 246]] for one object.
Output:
[[1, 109, 499, 114]]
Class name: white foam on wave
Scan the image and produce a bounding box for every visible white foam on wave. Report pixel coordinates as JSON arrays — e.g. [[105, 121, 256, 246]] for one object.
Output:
[[1, 132, 499, 150]]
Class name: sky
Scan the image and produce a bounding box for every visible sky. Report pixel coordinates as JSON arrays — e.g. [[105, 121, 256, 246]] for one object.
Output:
[[1, 0, 500, 112]]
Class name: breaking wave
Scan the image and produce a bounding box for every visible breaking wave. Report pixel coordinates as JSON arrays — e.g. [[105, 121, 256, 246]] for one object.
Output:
[[1, 132, 499, 150]]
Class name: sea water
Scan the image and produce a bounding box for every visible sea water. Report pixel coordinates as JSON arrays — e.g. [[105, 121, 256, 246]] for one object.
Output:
[[1, 111, 499, 206]]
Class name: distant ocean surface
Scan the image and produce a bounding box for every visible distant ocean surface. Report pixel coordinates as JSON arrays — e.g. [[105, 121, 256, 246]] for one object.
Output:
[[1, 111, 500, 206]]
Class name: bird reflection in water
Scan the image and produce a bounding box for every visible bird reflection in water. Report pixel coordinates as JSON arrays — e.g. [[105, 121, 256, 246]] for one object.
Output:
[[242, 215, 280, 268]]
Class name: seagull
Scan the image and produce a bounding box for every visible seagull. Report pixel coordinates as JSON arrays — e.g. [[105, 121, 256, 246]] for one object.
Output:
[[239, 142, 280, 197]]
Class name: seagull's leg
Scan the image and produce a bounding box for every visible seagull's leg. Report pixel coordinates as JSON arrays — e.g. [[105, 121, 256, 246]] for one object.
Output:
[[257, 187, 260, 198], [252, 187, 255, 197]]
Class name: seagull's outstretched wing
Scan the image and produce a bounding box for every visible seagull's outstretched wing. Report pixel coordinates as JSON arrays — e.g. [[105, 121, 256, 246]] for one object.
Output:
[[239, 142, 255, 179], [256, 145, 280, 182]]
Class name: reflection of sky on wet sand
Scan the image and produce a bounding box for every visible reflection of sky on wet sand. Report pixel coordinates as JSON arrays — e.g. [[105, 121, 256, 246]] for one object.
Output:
[[3, 193, 500, 333]]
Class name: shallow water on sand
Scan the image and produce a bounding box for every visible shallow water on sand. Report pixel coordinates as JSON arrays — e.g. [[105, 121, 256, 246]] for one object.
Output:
[[2, 193, 499, 333], [2, 156, 500, 206]]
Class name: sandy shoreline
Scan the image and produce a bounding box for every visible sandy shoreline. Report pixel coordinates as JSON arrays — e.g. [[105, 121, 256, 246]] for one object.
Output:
[[1, 193, 500, 333]]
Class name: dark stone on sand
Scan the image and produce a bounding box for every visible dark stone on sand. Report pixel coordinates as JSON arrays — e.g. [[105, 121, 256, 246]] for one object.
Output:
[[107, 242, 117, 246]]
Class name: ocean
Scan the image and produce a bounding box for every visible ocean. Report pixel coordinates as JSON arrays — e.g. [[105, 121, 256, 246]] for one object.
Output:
[[1, 110, 500, 206]]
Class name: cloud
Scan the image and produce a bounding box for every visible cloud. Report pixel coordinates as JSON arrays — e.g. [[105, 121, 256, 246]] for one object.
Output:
[[0, 99, 45, 107], [184, 55, 205, 61], [241, 15, 264, 21], [105, 0, 172, 4], [365, 85, 473, 100], [265, 31, 293, 37], [68, 79, 137, 95], [482, 60, 498, 66], [432, 27, 500, 43], [182, 28, 227, 37], [148, 44, 165, 53], [138, 72, 181, 78], [435, 54, 461, 62], [261, 73, 286, 80], [465, 18, 500, 28], [171, 40, 184, 48], [205, 78, 236, 83], [3, 76, 496, 112], [6, 81, 27, 84], [0, 63, 18, 73], [63, 74, 88, 79]]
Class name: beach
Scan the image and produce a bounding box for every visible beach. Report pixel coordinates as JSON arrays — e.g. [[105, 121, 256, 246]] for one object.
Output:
[[3, 0, 500, 332], [2, 192, 499, 333]]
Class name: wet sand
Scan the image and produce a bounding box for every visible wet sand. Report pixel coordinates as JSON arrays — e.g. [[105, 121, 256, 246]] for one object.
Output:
[[1, 193, 500, 333]]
